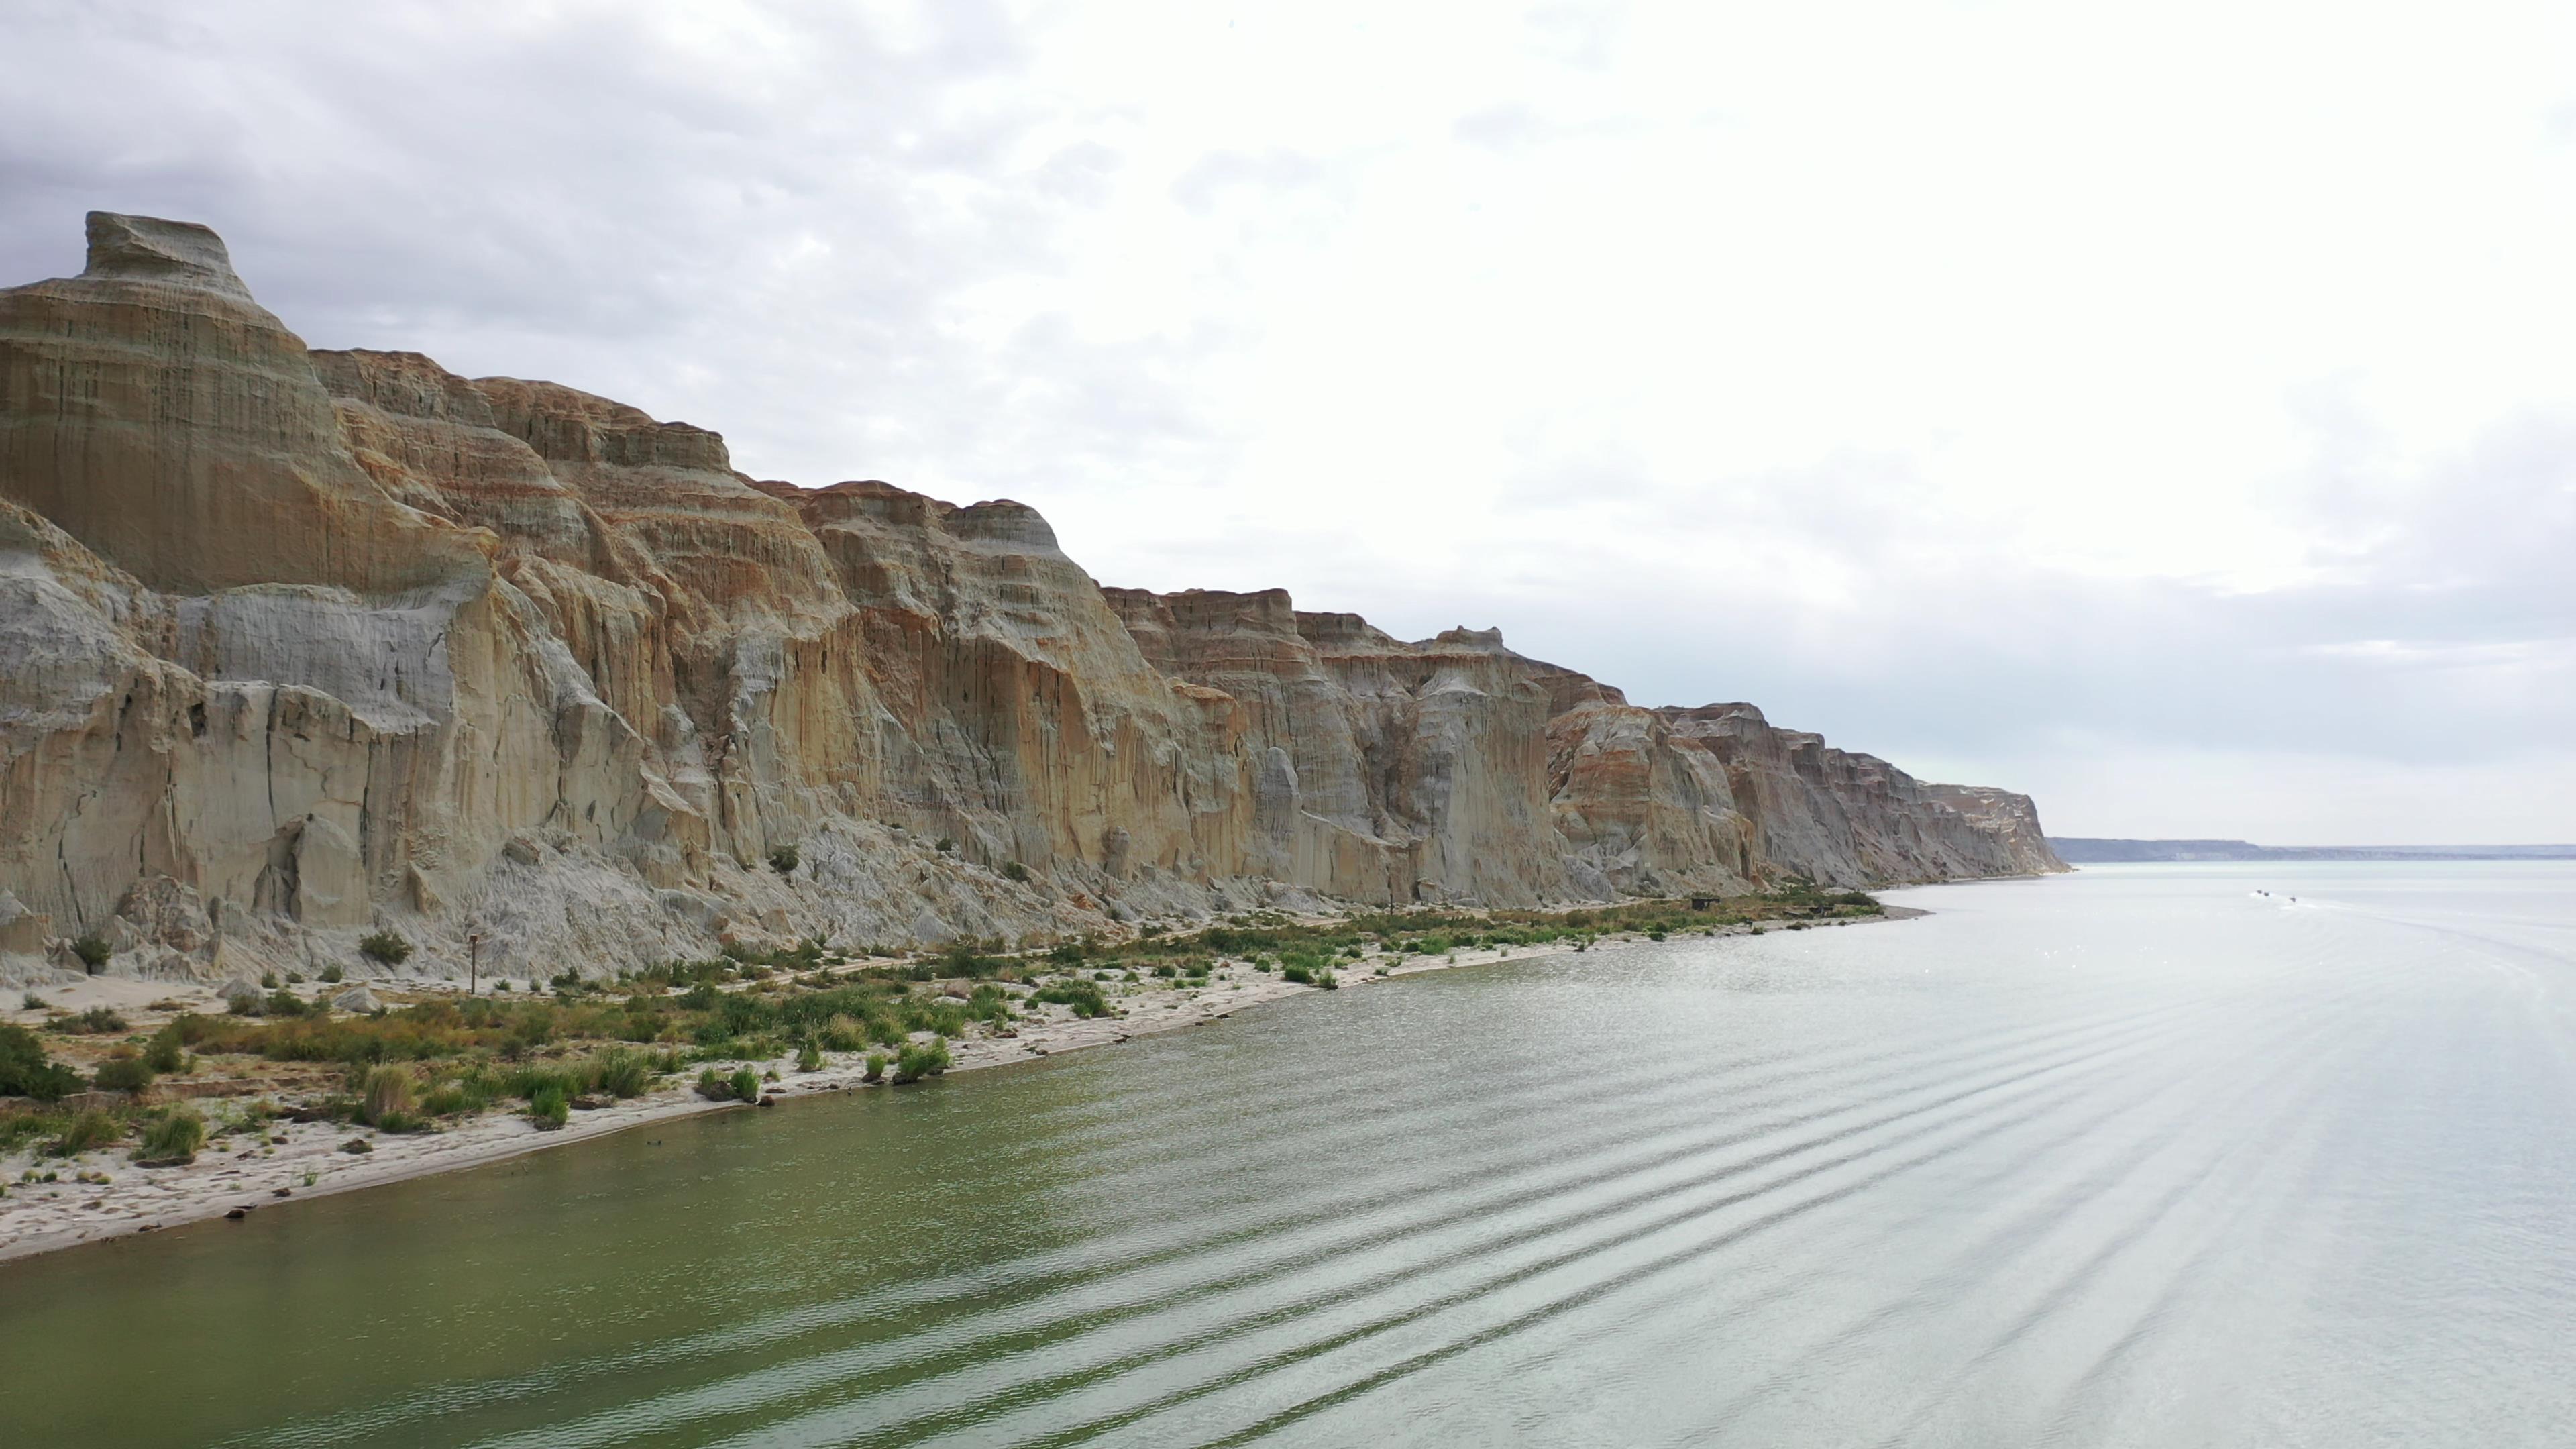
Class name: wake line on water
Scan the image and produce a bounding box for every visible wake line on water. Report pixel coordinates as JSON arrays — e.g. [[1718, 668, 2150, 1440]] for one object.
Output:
[[238, 954, 2282, 1448], [1230, 995, 2377, 1449], [596, 997, 2285, 1448], [1639, 981, 2389, 1444], [411, 1002, 2222, 1449], [1858, 1004, 2394, 1449], [1187, 977, 2397, 1448], [1161, 1065, 2202, 1449], [242, 925, 2439, 1449], [949, 954, 2428, 1448]]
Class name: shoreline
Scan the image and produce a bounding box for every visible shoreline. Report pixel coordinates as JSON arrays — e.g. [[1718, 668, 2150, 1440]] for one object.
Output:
[[0, 908, 1921, 1267]]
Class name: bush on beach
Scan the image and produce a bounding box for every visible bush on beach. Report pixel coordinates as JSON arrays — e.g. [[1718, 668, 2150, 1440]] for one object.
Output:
[[48, 1107, 122, 1157], [133, 1108, 205, 1165], [529, 1085, 569, 1130], [892, 1038, 949, 1084]]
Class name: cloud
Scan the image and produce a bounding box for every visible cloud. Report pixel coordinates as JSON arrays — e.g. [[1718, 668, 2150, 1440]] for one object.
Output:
[[1169, 150, 1328, 213], [2, 0, 2570, 843], [1453, 104, 1548, 152]]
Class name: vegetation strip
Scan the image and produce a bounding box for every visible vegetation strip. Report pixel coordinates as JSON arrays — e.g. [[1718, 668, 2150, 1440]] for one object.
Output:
[[2, 886, 1884, 1260]]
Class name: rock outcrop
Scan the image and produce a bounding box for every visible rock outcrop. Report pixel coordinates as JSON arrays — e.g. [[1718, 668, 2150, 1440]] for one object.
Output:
[[0, 213, 2063, 984]]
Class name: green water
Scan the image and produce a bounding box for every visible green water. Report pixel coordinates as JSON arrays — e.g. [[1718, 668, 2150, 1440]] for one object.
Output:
[[3, 863, 2573, 1446]]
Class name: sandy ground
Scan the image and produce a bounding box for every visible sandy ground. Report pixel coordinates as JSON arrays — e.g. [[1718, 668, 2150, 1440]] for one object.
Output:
[[0, 913, 1913, 1265]]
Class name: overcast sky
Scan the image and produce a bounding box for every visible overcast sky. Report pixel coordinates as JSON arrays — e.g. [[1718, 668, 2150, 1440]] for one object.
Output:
[[6, 1, 2571, 843]]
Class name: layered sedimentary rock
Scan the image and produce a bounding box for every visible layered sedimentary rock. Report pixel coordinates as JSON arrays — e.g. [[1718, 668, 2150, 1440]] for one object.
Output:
[[0, 214, 2061, 984]]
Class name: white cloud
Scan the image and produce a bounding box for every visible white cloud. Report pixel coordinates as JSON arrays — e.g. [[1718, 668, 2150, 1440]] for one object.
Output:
[[3, 0, 2569, 842]]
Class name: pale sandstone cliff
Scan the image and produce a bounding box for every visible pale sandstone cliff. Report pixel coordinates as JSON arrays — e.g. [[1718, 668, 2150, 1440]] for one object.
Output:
[[0, 214, 2061, 985]]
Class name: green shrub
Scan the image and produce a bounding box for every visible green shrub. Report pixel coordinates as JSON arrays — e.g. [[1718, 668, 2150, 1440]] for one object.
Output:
[[92, 1054, 155, 1093], [48, 1108, 122, 1156], [963, 983, 1014, 1023], [359, 931, 412, 966], [529, 1085, 569, 1129], [20, 992, 46, 1011], [816, 1013, 867, 1052], [71, 935, 111, 971], [935, 837, 956, 853], [595, 1049, 653, 1098], [142, 1024, 186, 1074], [62, 1005, 127, 1034], [768, 844, 801, 875], [892, 1040, 949, 1083], [133, 1108, 206, 1165], [696, 1067, 735, 1101], [863, 1052, 888, 1082], [1002, 861, 1030, 883], [319, 963, 345, 984], [496, 1063, 576, 1104], [797, 1040, 823, 1072], [935, 943, 1006, 979], [358, 1065, 416, 1126], [0, 1025, 83, 1102], [1030, 981, 1110, 1018], [730, 1067, 761, 1102]]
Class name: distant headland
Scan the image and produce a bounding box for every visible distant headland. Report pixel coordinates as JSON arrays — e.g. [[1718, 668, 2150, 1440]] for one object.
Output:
[[2049, 839, 2576, 863]]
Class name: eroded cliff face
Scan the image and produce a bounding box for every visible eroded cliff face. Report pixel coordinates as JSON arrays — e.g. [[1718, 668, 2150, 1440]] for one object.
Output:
[[0, 214, 2061, 984]]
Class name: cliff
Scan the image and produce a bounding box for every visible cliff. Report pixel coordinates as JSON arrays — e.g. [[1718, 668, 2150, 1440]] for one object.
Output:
[[0, 213, 2063, 983]]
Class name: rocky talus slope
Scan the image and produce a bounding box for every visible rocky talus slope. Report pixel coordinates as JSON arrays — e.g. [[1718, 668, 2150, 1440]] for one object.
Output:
[[0, 213, 2062, 984]]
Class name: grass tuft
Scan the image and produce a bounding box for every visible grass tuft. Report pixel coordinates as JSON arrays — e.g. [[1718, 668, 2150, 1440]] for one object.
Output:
[[91, 1053, 155, 1093], [133, 1108, 206, 1165], [528, 1085, 569, 1130], [892, 1038, 950, 1084]]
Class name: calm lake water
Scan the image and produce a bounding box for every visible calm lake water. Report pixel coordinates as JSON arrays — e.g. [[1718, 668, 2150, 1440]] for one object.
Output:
[[4, 862, 2573, 1447]]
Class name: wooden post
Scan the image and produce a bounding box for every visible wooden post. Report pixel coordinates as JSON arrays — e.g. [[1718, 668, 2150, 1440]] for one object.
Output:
[[469, 932, 481, 996]]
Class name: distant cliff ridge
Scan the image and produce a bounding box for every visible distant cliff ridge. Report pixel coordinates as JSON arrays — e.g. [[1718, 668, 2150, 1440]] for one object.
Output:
[[0, 213, 2064, 983], [2051, 839, 2576, 863]]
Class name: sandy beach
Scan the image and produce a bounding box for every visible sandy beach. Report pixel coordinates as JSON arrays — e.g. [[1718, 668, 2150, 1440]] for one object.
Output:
[[0, 912, 1913, 1266]]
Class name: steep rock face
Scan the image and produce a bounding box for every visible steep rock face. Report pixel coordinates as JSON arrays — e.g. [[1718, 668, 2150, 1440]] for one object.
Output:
[[0, 217, 561, 973], [1, 214, 484, 596], [0, 213, 2063, 984], [1108, 592, 2062, 902], [1652, 705, 2057, 883], [775, 479, 1250, 881]]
